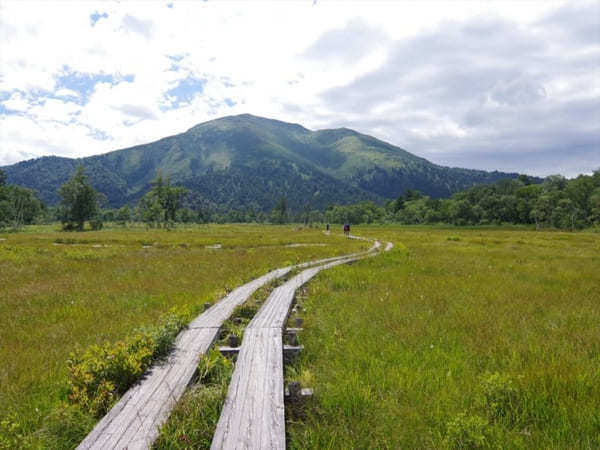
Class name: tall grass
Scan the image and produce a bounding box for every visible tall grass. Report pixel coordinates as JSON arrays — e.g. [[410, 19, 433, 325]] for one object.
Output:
[[0, 224, 365, 448], [287, 227, 600, 448]]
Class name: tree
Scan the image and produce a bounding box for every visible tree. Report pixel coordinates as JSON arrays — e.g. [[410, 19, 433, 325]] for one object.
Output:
[[58, 166, 102, 231], [138, 173, 188, 228], [392, 194, 405, 213], [116, 205, 131, 226], [271, 196, 288, 224], [404, 189, 424, 201], [0, 169, 43, 230]]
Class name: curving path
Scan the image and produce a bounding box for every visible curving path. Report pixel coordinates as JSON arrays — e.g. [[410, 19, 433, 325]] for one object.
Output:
[[78, 237, 388, 450], [211, 237, 392, 449]]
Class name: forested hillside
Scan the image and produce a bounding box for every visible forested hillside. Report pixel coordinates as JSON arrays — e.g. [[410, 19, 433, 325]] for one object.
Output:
[[2, 114, 522, 210]]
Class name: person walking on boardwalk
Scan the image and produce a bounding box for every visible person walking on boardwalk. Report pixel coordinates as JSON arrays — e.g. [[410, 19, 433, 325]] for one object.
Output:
[[343, 223, 350, 237]]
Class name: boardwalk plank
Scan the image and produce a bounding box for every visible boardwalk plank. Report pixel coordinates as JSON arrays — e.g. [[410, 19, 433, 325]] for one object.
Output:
[[78, 238, 383, 450], [77, 270, 289, 449]]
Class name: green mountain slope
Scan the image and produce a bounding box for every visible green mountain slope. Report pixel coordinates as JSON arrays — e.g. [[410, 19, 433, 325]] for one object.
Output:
[[2, 114, 522, 210]]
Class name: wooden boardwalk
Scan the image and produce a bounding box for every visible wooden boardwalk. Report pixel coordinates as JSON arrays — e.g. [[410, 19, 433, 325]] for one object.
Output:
[[211, 240, 389, 449], [77, 241, 380, 450]]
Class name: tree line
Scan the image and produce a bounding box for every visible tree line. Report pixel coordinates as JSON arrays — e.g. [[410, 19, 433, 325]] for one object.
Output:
[[1, 167, 598, 231], [324, 172, 600, 230]]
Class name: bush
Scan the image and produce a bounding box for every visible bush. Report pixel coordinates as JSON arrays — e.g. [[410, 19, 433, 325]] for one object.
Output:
[[67, 310, 188, 417]]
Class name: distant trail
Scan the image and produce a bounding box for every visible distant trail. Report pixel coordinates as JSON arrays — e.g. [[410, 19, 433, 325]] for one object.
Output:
[[77, 236, 389, 450], [211, 236, 392, 449]]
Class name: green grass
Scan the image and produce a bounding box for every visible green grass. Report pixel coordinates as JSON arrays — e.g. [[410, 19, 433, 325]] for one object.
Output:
[[153, 267, 294, 449], [0, 224, 365, 448], [287, 227, 600, 449]]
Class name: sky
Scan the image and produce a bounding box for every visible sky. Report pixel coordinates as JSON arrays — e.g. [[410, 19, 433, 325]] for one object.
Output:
[[0, 0, 598, 177]]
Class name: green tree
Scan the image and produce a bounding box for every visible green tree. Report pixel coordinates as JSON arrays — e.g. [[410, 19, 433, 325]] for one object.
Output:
[[271, 196, 288, 224], [0, 183, 43, 229], [116, 205, 131, 226], [58, 166, 103, 231], [138, 173, 188, 228]]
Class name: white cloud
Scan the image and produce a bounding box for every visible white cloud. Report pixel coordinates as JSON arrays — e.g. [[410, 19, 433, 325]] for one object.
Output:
[[0, 0, 598, 177]]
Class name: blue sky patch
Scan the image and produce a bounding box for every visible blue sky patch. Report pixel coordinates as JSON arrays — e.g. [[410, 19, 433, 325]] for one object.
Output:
[[165, 76, 206, 107], [90, 11, 108, 26], [167, 54, 185, 71], [54, 67, 134, 104], [86, 126, 111, 140]]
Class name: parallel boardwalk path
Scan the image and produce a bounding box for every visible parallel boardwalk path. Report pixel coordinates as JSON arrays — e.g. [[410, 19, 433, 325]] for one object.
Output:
[[77, 240, 383, 450], [211, 239, 390, 449]]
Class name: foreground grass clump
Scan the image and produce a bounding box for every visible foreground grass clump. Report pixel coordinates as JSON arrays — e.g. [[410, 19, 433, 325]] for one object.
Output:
[[154, 349, 234, 449], [287, 227, 600, 448], [0, 224, 365, 448]]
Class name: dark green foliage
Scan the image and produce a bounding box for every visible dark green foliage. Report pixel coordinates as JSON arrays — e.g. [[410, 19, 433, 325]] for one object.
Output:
[[138, 172, 187, 227], [271, 195, 288, 224], [58, 166, 103, 231], [115, 205, 131, 226], [0, 114, 522, 211], [0, 169, 44, 229], [326, 171, 600, 229]]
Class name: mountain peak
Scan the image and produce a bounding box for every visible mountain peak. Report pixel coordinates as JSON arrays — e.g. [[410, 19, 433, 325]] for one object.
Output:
[[2, 115, 520, 209], [187, 113, 310, 134]]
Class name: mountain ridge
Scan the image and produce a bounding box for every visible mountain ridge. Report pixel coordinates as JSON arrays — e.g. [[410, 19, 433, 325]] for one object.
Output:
[[2, 114, 524, 210]]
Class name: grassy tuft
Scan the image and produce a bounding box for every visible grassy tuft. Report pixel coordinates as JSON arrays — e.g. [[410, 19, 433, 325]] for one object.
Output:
[[287, 226, 600, 448]]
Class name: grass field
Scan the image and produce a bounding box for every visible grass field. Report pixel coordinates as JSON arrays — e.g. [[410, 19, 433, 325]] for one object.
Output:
[[0, 224, 366, 448], [2, 224, 598, 448], [286, 227, 600, 448]]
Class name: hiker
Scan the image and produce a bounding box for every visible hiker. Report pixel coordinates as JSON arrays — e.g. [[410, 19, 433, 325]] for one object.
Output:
[[326, 223, 330, 231], [344, 223, 350, 237]]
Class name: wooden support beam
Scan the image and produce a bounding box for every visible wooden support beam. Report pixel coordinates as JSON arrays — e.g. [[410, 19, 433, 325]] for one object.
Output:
[[285, 327, 303, 334], [284, 383, 314, 401], [218, 346, 240, 357]]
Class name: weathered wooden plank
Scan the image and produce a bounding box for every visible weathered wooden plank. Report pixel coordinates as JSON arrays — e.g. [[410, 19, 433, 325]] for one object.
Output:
[[79, 237, 385, 450], [211, 249, 380, 450], [77, 269, 290, 449], [211, 327, 285, 450]]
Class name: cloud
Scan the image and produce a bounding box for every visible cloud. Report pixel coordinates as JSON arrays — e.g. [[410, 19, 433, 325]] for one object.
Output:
[[311, 11, 599, 177], [303, 18, 388, 65], [0, 0, 598, 177], [113, 104, 157, 121], [121, 14, 153, 39]]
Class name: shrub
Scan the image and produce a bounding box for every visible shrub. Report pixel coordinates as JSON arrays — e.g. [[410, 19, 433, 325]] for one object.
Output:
[[67, 310, 188, 417]]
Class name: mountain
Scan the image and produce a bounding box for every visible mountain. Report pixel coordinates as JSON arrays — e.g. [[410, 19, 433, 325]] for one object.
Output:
[[2, 114, 523, 211]]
